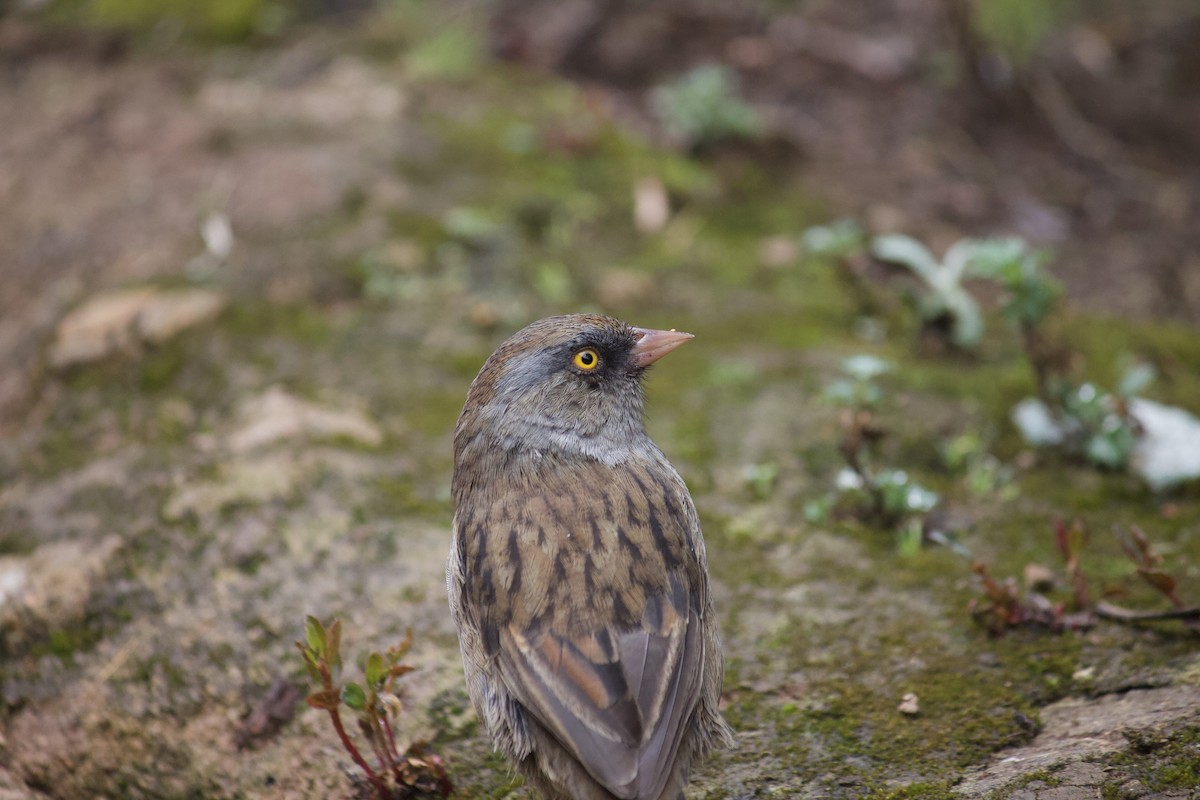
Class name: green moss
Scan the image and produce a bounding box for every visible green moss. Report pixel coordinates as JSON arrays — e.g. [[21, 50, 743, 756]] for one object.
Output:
[[712, 581, 1069, 791], [428, 687, 478, 742], [33, 625, 104, 660], [391, 66, 827, 326], [1067, 314, 1200, 406], [137, 343, 189, 393], [434, 738, 526, 799], [43, 0, 291, 42], [1015, 769, 1063, 788], [868, 781, 957, 800], [360, 475, 450, 523], [1104, 725, 1200, 790], [223, 300, 334, 346]]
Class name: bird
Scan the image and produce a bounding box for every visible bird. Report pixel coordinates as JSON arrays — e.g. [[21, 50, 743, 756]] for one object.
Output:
[[447, 314, 732, 800]]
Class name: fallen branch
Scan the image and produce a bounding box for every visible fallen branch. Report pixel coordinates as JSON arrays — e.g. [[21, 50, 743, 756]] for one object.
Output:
[[1095, 602, 1200, 623]]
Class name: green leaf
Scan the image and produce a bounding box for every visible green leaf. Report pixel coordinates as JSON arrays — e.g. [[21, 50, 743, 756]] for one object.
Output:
[[896, 520, 924, 558], [1118, 363, 1156, 398], [803, 497, 831, 523], [801, 219, 864, 259], [965, 236, 1028, 281], [903, 483, 940, 513], [945, 287, 984, 348], [296, 646, 322, 682], [841, 354, 891, 382], [1085, 433, 1125, 468], [341, 683, 367, 711], [405, 27, 481, 79], [365, 652, 386, 689], [871, 234, 939, 281], [327, 619, 342, 673], [305, 616, 326, 658], [941, 238, 980, 280], [742, 462, 779, 499]]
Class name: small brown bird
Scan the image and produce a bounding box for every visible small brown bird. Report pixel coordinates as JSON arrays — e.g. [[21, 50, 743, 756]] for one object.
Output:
[[448, 314, 732, 800]]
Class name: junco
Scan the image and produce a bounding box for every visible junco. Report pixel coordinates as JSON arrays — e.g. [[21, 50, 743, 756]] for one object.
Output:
[[448, 314, 732, 799]]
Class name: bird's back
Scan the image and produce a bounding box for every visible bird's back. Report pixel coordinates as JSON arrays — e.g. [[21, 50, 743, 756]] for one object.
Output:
[[450, 450, 721, 799]]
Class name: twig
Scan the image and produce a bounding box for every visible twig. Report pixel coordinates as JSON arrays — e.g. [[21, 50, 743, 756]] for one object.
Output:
[[360, 715, 393, 782], [381, 713, 404, 772], [1095, 601, 1200, 623], [328, 706, 387, 798]]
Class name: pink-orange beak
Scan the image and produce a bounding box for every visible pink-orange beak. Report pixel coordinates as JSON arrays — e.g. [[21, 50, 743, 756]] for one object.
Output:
[[631, 327, 694, 367]]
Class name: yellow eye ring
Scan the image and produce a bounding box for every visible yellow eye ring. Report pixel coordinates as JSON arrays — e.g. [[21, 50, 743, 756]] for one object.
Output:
[[572, 348, 600, 371]]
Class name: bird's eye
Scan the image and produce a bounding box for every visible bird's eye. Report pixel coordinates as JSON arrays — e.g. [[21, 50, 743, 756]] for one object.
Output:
[[572, 348, 601, 371]]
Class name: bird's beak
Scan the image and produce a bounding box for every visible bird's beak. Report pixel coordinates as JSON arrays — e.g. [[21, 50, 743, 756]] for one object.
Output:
[[631, 327, 694, 367]]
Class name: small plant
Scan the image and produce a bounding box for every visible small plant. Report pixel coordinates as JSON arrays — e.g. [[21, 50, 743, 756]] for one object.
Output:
[[1011, 375, 1145, 471], [863, 229, 1176, 479], [969, 520, 1199, 637], [651, 64, 765, 149], [941, 432, 1017, 499], [969, 519, 1096, 637], [1061, 383, 1140, 468], [801, 219, 867, 261], [968, 239, 1191, 481], [969, 238, 1159, 475], [862, 232, 1061, 364], [296, 617, 451, 799], [824, 353, 890, 409], [968, 561, 1043, 636], [742, 462, 780, 499], [871, 234, 985, 350], [809, 356, 943, 552], [1113, 525, 1199, 631], [966, 236, 1063, 400], [813, 221, 1199, 491]]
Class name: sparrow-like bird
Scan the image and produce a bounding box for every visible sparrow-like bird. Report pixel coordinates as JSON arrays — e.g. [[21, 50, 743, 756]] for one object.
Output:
[[448, 314, 732, 800]]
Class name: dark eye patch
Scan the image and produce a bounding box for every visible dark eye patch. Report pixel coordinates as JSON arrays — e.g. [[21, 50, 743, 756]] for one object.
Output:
[[562, 329, 635, 374]]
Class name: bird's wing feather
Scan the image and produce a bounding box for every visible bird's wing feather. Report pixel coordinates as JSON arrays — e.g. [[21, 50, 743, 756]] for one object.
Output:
[[468, 457, 706, 799], [497, 597, 701, 799]]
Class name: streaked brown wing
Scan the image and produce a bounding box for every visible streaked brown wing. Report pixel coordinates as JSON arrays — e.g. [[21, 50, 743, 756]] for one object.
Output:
[[462, 457, 706, 798], [499, 582, 702, 799]]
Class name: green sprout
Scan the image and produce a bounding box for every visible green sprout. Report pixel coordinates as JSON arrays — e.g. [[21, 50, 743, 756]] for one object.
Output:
[[966, 236, 1061, 330], [813, 357, 944, 548], [801, 219, 866, 261], [871, 234, 985, 349], [1012, 363, 1149, 472], [867, 230, 1155, 476], [296, 617, 451, 799], [823, 354, 891, 409], [742, 462, 780, 500], [1063, 383, 1138, 469]]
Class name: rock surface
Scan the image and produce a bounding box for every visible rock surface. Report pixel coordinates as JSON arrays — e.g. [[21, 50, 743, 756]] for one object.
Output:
[[48, 288, 228, 369]]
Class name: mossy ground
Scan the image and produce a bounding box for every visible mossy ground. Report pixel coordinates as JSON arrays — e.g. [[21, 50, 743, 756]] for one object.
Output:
[[1103, 725, 1200, 793]]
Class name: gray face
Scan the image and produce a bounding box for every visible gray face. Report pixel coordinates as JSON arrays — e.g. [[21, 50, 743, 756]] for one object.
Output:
[[487, 325, 648, 464], [457, 315, 652, 467]]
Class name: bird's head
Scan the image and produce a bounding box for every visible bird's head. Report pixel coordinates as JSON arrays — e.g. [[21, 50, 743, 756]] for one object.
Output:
[[454, 314, 693, 468]]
